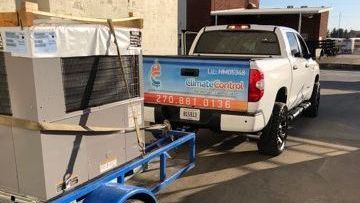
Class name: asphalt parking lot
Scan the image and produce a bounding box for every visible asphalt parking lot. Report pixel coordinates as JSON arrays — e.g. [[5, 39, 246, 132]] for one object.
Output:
[[158, 69, 360, 203]]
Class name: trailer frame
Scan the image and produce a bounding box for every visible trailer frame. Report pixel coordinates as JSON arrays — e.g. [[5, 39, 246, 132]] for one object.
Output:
[[47, 130, 196, 203]]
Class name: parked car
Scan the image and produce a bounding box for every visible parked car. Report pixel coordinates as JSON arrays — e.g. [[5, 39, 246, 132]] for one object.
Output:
[[143, 24, 320, 156]]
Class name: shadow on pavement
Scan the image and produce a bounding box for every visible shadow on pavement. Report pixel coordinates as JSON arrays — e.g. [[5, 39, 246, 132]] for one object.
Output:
[[177, 150, 360, 203], [321, 81, 360, 91], [290, 91, 360, 146], [159, 131, 359, 202]]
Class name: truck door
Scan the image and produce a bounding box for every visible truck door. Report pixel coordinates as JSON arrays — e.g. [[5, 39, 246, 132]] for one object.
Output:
[[286, 32, 307, 109], [296, 34, 316, 100]]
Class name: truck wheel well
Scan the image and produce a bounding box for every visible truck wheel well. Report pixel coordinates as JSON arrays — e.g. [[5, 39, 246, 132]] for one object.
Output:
[[275, 87, 287, 103]]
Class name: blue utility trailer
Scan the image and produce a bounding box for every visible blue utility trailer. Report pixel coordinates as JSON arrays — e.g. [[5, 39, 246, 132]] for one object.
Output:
[[47, 131, 196, 203]]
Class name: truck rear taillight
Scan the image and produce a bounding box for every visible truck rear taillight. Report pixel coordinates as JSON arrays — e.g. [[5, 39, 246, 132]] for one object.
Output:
[[248, 69, 264, 102]]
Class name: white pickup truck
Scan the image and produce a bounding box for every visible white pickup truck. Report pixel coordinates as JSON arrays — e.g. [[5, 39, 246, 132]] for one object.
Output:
[[143, 24, 320, 156]]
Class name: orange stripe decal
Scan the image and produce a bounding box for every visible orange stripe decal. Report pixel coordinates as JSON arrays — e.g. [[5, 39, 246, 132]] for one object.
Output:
[[145, 92, 248, 112]]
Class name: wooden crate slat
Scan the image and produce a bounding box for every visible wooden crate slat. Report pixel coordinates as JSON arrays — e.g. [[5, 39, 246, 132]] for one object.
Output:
[[0, 12, 18, 27]]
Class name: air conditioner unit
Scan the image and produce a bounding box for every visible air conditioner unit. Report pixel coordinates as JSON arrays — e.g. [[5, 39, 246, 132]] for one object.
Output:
[[0, 24, 144, 201]]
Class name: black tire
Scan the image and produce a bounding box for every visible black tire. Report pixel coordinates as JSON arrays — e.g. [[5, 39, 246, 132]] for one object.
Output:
[[304, 82, 320, 118], [257, 102, 288, 156]]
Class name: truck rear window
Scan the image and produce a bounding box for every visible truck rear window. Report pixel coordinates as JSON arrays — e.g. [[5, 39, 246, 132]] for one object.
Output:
[[194, 31, 281, 55]]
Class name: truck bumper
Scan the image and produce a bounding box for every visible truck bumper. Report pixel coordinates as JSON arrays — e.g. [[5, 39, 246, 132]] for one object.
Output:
[[144, 105, 266, 133]]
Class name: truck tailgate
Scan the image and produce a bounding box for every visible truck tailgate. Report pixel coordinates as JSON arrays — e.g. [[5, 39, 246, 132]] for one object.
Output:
[[143, 56, 250, 112]]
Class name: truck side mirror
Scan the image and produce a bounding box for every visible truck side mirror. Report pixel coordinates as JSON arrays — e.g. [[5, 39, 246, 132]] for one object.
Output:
[[303, 52, 312, 59], [291, 49, 301, 58]]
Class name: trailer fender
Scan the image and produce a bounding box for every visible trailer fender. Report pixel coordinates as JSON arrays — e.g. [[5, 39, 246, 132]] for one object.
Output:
[[83, 183, 157, 203]]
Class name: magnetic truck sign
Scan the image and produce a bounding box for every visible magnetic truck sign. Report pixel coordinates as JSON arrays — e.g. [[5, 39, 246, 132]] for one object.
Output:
[[143, 57, 250, 112]]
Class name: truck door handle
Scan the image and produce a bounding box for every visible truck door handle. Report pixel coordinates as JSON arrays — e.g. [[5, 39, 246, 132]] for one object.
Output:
[[181, 68, 199, 77], [293, 65, 298, 70]]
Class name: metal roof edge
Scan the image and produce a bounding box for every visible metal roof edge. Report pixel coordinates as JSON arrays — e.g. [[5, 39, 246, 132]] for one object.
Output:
[[211, 7, 332, 16]]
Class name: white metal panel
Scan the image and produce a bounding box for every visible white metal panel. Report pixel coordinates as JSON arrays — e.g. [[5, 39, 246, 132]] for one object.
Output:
[[144, 106, 155, 123], [1, 25, 141, 58], [220, 113, 265, 132]]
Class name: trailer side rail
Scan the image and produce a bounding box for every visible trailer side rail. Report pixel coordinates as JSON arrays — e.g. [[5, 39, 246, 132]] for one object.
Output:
[[51, 131, 196, 203]]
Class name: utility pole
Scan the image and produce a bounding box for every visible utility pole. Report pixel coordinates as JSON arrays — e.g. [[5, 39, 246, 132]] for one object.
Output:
[[338, 12, 342, 38]]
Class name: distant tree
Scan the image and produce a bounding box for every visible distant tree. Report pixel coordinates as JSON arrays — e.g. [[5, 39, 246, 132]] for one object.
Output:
[[338, 28, 344, 38], [329, 28, 359, 38], [330, 28, 337, 37]]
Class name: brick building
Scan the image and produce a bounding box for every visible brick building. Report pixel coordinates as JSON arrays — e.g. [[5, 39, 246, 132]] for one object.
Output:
[[212, 7, 330, 41], [185, 0, 260, 32]]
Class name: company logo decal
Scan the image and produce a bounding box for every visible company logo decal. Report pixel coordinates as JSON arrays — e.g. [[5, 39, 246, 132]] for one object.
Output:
[[150, 61, 161, 88], [185, 79, 244, 91]]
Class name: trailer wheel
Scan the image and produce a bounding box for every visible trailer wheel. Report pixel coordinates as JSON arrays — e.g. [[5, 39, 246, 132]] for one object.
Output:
[[257, 102, 288, 156], [304, 83, 320, 118]]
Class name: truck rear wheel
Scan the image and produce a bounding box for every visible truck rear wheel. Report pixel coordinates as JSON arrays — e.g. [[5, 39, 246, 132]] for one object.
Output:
[[257, 102, 288, 156], [304, 83, 320, 118]]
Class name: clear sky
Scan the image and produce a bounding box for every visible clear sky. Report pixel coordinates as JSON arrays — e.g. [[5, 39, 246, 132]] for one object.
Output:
[[261, 0, 360, 31]]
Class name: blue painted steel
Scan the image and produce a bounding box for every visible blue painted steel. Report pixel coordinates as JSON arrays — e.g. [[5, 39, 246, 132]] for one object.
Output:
[[117, 175, 125, 184], [50, 131, 196, 203], [145, 133, 169, 153], [83, 183, 157, 203], [160, 153, 167, 181], [189, 138, 196, 163], [151, 163, 195, 194]]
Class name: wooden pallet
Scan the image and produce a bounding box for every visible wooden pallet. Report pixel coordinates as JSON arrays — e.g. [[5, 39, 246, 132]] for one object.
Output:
[[0, 1, 143, 28]]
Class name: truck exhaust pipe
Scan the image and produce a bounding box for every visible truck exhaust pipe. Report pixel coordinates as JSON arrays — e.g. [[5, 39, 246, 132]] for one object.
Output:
[[288, 102, 311, 121]]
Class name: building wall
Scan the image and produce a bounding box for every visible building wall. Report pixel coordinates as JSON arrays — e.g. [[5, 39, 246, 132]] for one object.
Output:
[[217, 12, 330, 55], [301, 14, 321, 41], [0, 0, 16, 12], [211, 0, 259, 11], [3, 0, 179, 55], [186, 0, 261, 32], [38, 0, 130, 18], [187, 0, 212, 32], [217, 14, 301, 30], [319, 12, 329, 39], [130, 0, 179, 55], [217, 12, 329, 41]]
